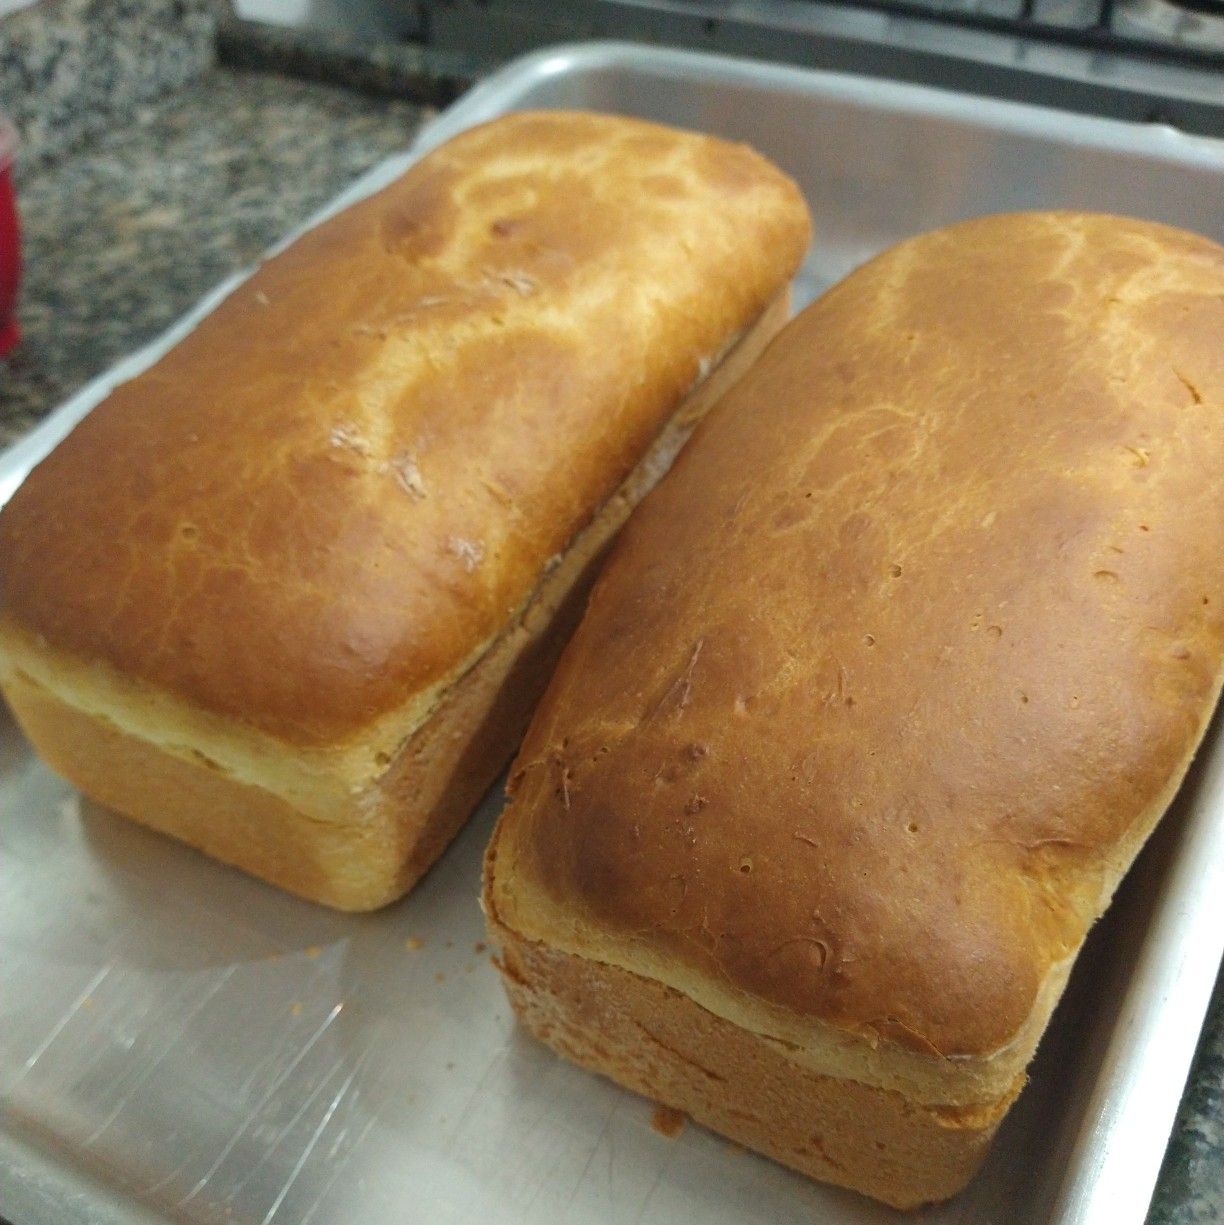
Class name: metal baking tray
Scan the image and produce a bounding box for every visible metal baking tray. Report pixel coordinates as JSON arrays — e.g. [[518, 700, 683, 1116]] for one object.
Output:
[[3, 42, 1224, 1225]]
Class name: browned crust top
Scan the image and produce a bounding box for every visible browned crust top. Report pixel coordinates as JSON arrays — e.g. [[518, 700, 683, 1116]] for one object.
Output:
[[493, 212, 1224, 1057], [0, 111, 810, 743]]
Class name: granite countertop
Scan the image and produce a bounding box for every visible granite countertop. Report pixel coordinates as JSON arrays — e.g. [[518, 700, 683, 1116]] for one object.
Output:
[[0, 11, 1220, 1224], [1, 67, 427, 443], [0, 13, 482, 444]]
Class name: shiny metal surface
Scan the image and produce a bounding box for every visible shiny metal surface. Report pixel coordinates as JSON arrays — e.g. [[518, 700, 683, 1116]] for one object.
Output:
[[2, 43, 1224, 1224]]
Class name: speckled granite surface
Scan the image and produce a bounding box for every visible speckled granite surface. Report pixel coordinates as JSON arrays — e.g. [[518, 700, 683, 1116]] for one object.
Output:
[[0, 0, 230, 174], [0, 65, 429, 444], [0, 13, 1220, 1224]]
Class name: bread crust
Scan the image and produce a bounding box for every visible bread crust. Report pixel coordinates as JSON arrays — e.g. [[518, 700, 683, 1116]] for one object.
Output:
[[486, 213, 1224, 1134], [0, 292, 791, 909], [0, 111, 811, 750], [488, 913, 1023, 1210]]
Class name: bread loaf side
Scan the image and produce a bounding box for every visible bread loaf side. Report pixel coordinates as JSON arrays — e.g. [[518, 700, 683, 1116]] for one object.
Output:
[[485, 211, 1224, 1203], [0, 111, 811, 908]]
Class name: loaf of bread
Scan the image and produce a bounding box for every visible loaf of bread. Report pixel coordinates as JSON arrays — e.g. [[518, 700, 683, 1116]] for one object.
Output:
[[484, 212, 1224, 1207], [0, 111, 810, 910]]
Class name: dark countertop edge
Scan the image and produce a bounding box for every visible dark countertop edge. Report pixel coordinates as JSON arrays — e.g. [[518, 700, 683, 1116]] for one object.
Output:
[[215, 16, 487, 106]]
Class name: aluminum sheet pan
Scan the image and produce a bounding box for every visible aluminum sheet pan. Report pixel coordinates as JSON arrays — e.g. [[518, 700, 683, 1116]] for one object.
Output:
[[3, 42, 1224, 1225]]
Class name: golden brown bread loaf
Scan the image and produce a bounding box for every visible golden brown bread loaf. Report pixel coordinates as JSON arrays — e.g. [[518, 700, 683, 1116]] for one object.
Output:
[[0, 110, 810, 910], [484, 211, 1224, 1207]]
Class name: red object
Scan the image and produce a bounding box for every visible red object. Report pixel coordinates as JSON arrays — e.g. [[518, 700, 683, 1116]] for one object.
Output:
[[0, 116, 20, 358]]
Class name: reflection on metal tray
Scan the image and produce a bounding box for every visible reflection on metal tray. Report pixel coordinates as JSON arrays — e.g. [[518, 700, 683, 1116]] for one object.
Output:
[[2, 42, 1224, 1225]]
